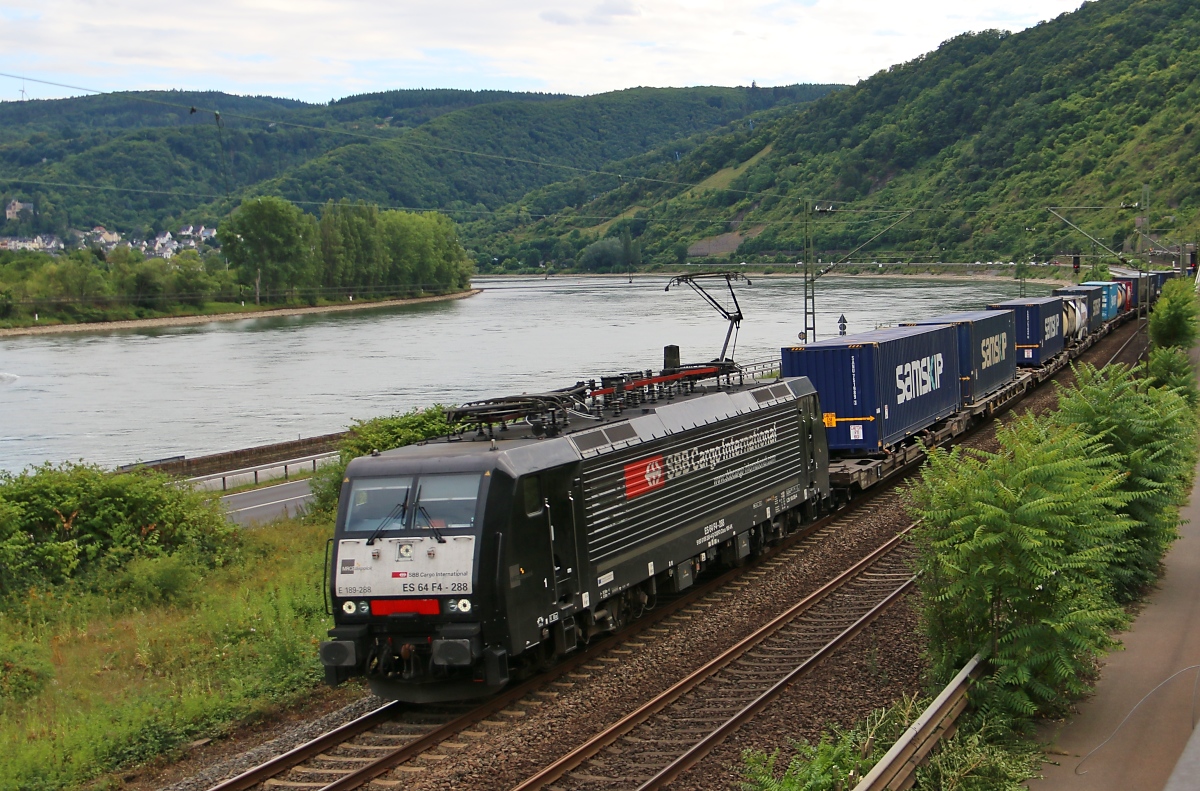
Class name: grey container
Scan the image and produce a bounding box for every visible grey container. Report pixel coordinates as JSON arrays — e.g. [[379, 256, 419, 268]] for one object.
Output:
[[988, 297, 1064, 366], [1053, 285, 1103, 333], [902, 310, 1016, 406], [780, 325, 960, 453]]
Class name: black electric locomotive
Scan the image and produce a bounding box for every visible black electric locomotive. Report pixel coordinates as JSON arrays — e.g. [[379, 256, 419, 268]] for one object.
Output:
[[320, 366, 831, 702]]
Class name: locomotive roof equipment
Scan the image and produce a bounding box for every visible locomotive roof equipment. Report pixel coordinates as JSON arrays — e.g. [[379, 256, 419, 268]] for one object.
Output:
[[664, 272, 751, 366]]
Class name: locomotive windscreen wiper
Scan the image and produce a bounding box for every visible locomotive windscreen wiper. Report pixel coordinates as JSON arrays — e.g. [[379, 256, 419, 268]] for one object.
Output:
[[366, 488, 409, 545], [411, 485, 447, 543]]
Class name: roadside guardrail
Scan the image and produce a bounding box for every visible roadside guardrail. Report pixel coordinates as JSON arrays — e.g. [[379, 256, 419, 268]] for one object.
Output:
[[852, 653, 983, 791], [188, 451, 339, 491]]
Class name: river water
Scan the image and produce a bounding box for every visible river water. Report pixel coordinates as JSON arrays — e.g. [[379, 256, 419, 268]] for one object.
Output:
[[0, 275, 1048, 472]]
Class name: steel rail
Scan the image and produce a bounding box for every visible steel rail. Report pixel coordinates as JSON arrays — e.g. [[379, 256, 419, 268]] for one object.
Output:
[[1105, 318, 1147, 368], [638, 578, 916, 791], [206, 701, 405, 791], [509, 525, 917, 791], [204, 487, 895, 791]]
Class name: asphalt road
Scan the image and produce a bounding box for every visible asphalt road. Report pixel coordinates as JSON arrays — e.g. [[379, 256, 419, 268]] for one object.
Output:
[[221, 479, 314, 525]]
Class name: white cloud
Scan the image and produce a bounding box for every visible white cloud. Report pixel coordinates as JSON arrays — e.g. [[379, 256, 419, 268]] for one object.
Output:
[[0, 0, 1085, 103]]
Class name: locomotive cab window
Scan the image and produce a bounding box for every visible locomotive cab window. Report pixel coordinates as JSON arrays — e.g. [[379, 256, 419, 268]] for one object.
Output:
[[344, 473, 482, 532], [523, 477, 543, 516], [415, 473, 482, 529]]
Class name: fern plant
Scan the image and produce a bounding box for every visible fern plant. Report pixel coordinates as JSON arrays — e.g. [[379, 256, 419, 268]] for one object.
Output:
[[1052, 363, 1197, 600], [909, 415, 1130, 719]]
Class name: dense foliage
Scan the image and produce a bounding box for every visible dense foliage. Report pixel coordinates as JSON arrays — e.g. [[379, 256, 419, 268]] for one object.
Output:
[[472, 0, 1200, 267], [910, 352, 1198, 721], [0, 196, 471, 325], [1149, 277, 1200, 348], [1051, 363, 1197, 600], [0, 85, 835, 236], [310, 406, 461, 514], [910, 416, 1130, 718], [0, 463, 236, 597], [0, 246, 240, 323]]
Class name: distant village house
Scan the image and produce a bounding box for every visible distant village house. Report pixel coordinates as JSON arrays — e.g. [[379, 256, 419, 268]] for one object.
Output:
[[5, 199, 33, 221]]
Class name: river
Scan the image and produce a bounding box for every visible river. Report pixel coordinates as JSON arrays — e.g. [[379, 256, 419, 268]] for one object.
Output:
[[0, 275, 1049, 472]]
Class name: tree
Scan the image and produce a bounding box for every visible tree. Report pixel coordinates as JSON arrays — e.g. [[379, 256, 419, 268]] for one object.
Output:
[[910, 415, 1129, 718], [1149, 278, 1199, 349], [218, 197, 317, 303], [1052, 364, 1196, 600], [579, 238, 625, 272], [170, 250, 214, 307]]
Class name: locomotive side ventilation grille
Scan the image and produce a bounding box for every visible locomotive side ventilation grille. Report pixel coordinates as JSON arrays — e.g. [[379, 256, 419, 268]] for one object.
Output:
[[579, 392, 808, 564]]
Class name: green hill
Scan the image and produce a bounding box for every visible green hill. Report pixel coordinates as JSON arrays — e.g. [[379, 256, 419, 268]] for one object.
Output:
[[471, 0, 1200, 268], [0, 85, 837, 237]]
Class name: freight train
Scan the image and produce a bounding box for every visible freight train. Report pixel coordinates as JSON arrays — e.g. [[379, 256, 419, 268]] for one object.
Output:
[[319, 271, 1168, 702]]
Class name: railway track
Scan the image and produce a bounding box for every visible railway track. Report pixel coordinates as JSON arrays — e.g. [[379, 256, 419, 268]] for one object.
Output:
[[510, 527, 916, 791], [204, 318, 1142, 791], [207, 497, 899, 791]]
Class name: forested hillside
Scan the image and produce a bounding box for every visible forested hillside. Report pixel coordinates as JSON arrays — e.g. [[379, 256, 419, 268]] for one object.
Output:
[[470, 0, 1200, 268], [0, 85, 836, 237]]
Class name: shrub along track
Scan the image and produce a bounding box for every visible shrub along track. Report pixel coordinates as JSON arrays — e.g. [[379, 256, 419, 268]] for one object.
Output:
[[174, 319, 1144, 791]]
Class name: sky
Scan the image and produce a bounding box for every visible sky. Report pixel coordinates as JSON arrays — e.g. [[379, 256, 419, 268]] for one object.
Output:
[[0, 0, 1086, 104]]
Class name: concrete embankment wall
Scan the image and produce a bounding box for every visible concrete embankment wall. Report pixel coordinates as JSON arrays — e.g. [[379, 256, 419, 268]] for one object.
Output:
[[152, 432, 347, 478]]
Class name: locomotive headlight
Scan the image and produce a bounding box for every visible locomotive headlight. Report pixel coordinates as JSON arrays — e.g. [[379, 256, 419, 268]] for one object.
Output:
[[358, 600, 369, 615], [342, 601, 356, 615], [457, 599, 472, 613]]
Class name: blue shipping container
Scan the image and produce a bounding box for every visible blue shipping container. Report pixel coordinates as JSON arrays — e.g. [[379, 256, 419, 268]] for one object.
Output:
[[903, 310, 1016, 406], [780, 325, 960, 452], [1082, 281, 1121, 321], [988, 297, 1064, 366], [1053, 286, 1104, 333]]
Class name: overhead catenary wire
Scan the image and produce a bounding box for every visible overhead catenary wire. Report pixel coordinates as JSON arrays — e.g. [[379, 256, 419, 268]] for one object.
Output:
[[0, 70, 1148, 254]]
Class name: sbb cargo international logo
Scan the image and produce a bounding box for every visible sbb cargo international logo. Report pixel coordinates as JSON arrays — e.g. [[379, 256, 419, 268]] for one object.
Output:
[[624, 455, 666, 499]]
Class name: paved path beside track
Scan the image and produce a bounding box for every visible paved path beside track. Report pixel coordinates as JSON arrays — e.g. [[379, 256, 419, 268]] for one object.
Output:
[[221, 479, 313, 525], [1025, 347, 1200, 791]]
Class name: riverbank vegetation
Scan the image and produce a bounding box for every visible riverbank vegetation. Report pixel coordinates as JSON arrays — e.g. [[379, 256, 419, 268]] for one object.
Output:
[[0, 199, 472, 328], [0, 463, 332, 790]]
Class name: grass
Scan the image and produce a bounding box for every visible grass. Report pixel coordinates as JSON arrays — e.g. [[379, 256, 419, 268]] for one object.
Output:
[[689, 144, 773, 195], [0, 517, 336, 791]]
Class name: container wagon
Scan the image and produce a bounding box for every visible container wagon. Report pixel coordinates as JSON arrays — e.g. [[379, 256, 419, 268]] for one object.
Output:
[[1054, 285, 1104, 333], [780, 325, 960, 453], [320, 372, 830, 702], [1113, 276, 1144, 309], [1059, 293, 1089, 343], [988, 297, 1064, 366], [1083, 281, 1122, 321], [901, 310, 1016, 407]]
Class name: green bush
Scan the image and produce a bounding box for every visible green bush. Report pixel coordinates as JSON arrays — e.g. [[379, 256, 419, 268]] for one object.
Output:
[[1052, 364, 1197, 600], [310, 406, 459, 515], [1145, 346, 1199, 408], [0, 463, 237, 596], [0, 640, 52, 702], [1149, 278, 1199, 349], [909, 415, 1130, 718]]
